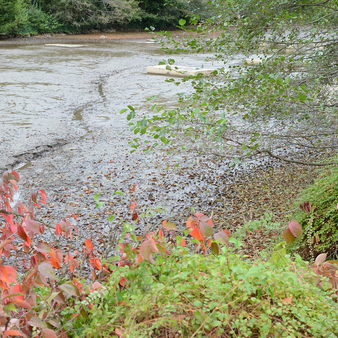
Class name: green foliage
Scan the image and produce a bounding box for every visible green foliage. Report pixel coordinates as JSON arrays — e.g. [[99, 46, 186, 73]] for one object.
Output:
[[292, 165, 338, 259], [0, 0, 210, 35], [0, 0, 28, 35], [23, 6, 60, 34], [1, 171, 337, 336], [132, 0, 210, 29], [70, 249, 337, 337], [37, 0, 140, 32], [125, 0, 337, 165]]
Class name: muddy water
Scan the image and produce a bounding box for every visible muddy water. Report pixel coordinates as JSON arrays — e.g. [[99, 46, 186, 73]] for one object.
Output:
[[0, 37, 220, 170]]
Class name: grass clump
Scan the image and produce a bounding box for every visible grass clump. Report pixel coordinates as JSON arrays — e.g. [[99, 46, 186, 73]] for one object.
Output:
[[69, 249, 337, 337], [293, 165, 338, 260]]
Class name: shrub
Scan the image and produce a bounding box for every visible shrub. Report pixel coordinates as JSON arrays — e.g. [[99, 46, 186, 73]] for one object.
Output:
[[70, 249, 337, 337], [37, 0, 140, 32], [24, 6, 60, 34], [0, 0, 28, 35], [1, 171, 337, 336], [131, 0, 211, 29], [292, 165, 338, 260]]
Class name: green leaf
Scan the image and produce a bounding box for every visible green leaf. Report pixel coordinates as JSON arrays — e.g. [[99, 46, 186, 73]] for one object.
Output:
[[179, 19, 186, 26], [269, 248, 288, 267], [160, 136, 169, 144]]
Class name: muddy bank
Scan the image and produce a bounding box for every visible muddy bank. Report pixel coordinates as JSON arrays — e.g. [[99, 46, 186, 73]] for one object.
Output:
[[0, 35, 318, 256], [0, 35, 234, 254]]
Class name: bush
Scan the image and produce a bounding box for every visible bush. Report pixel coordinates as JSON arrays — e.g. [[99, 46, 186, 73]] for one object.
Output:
[[1, 171, 337, 336], [131, 0, 210, 29], [37, 0, 140, 32], [70, 250, 337, 337], [293, 165, 338, 260], [23, 6, 60, 35], [0, 0, 28, 35]]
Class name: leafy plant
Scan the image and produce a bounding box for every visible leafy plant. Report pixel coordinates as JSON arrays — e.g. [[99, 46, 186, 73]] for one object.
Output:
[[24, 6, 60, 34], [0, 0, 28, 35], [0, 171, 105, 336], [1, 170, 337, 337], [72, 244, 337, 337], [124, 0, 337, 166], [291, 165, 338, 259]]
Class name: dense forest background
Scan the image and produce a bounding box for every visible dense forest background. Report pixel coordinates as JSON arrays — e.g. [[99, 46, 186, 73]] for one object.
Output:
[[0, 0, 209, 36]]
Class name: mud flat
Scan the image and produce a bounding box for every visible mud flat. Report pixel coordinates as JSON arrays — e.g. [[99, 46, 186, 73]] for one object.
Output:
[[0, 35, 316, 255]]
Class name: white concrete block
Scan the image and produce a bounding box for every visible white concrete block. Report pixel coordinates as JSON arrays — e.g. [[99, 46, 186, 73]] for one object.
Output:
[[245, 58, 263, 65], [146, 65, 215, 77], [45, 44, 86, 48]]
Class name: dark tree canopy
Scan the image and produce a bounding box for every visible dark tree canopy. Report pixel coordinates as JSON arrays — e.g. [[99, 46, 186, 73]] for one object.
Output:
[[0, 0, 209, 35]]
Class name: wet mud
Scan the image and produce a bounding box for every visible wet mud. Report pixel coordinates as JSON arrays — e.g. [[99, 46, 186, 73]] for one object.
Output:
[[0, 34, 316, 255]]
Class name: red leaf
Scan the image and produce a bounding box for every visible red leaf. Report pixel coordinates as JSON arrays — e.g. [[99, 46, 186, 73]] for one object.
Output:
[[197, 214, 214, 227], [17, 225, 32, 246], [5, 284, 31, 308], [31, 191, 38, 205], [72, 279, 84, 293], [55, 223, 62, 236], [38, 262, 56, 280], [115, 328, 125, 338], [11, 298, 32, 309], [139, 239, 159, 264], [59, 282, 80, 298], [179, 237, 187, 247], [190, 228, 205, 242], [314, 253, 327, 266], [0, 265, 17, 284], [50, 249, 63, 269], [90, 257, 102, 270], [214, 230, 230, 244], [137, 254, 144, 264], [85, 239, 94, 253], [158, 229, 164, 239], [65, 253, 80, 273], [35, 242, 51, 255], [186, 216, 198, 229], [132, 212, 139, 221], [24, 217, 42, 236], [119, 277, 128, 287], [41, 328, 58, 338], [162, 220, 177, 231], [283, 228, 296, 243], [39, 189, 48, 205], [282, 296, 293, 304], [199, 223, 214, 238], [55, 219, 76, 238], [8, 170, 20, 182], [4, 330, 24, 337], [299, 201, 312, 213], [91, 281, 104, 291], [288, 220, 302, 238]]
